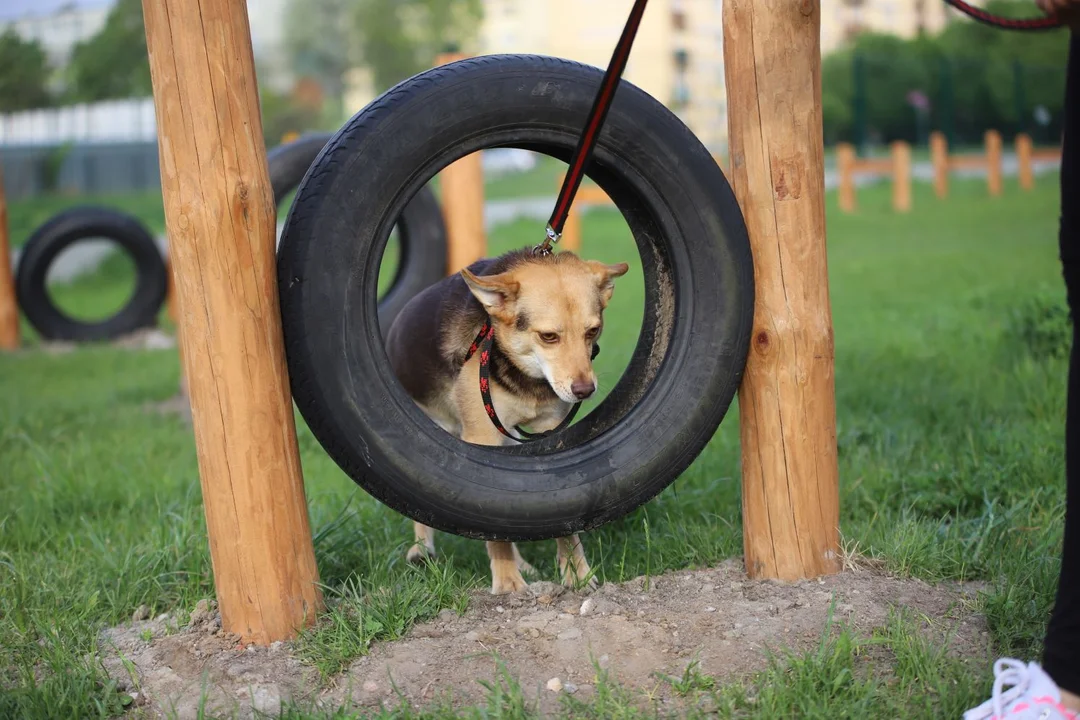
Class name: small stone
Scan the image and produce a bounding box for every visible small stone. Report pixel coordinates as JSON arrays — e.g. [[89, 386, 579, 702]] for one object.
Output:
[[598, 654, 610, 668], [155, 613, 169, 622], [132, 605, 151, 622], [704, 607, 716, 613], [579, 598, 596, 616], [438, 609, 456, 622], [546, 677, 563, 692], [557, 627, 582, 641], [465, 631, 480, 642], [495, 606, 505, 614], [363, 680, 379, 693], [269, 641, 284, 653], [528, 628, 540, 638], [537, 595, 554, 605], [564, 682, 578, 694]]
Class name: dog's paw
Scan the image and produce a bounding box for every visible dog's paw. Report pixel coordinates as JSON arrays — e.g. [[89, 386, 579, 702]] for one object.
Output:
[[490, 569, 528, 595], [406, 543, 436, 565]]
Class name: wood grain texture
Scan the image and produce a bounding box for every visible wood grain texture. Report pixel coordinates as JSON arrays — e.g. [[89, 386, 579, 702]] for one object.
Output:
[[723, 0, 841, 581], [436, 52, 487, 274], [142, 0, 322, 644], [0, 164, 17, 350]]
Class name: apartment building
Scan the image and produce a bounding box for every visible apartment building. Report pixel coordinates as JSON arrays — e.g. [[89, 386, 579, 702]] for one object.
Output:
[[821, 0, 969, 53]]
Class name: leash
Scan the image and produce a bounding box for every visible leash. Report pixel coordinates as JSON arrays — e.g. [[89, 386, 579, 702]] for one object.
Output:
[[463, 319, 599, 443], [942, 0, 1063, 30], [534, 0, 649, 257]]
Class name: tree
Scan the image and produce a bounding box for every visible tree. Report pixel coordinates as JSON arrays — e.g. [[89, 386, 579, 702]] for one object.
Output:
[[0, 28, 52, 111], [351, 0, 483, 92], [66, 0, 152, 102], [282, 0, 355, 111]]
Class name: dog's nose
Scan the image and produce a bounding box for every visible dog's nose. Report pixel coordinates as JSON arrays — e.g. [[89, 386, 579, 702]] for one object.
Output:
[[571, 380, 596, 400]]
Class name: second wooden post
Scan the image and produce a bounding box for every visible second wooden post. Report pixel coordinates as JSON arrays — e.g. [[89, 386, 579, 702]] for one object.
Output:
[[0, 164, 18, 350], [723, 0, 840, 580]]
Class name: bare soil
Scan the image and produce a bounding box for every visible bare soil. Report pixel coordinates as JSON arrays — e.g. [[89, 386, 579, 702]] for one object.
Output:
[[97, 558, 992, 718]]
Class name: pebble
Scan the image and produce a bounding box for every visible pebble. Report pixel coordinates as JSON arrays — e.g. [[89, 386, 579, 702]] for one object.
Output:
[[438, 609, 457, 622], [537, 595, 554, 605], [546, 677, 563, 692], [132, 604, 151, 622], [704, 607, 716, 613], [495, 606, 505, 614], [465, 631, 480, 642], [564, 682, 578, 694], [557, 627, 582, 641], [269, 641, 284, 653], [579, 598, 596, 616], [363, 680, 379, 693]]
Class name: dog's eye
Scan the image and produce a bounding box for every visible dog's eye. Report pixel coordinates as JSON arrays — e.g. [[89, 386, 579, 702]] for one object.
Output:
[[538, 332, 559, 344], [585, 327, 600, 339]]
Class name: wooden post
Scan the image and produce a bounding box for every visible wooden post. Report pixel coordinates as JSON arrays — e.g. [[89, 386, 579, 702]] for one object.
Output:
[[891, 140, 911, 213], [562, 207, 582, 253], [1016, 133, 1034, 191], [986, 129, 1003, 197], [930, 131, 948, 199], [836, 143, 856, 213], [723, 0, 840, 581], [435, 52, 486, 274], [0, 164, 18, 350], [142, 0, 322, 644]]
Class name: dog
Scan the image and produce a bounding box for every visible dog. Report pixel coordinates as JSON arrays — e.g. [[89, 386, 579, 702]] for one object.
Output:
[[385, 246, 630, 594]]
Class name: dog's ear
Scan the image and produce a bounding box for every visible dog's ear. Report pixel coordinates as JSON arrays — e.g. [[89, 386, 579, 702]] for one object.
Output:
[[587, 261, 630, 308], [460, 268, 520, 319]]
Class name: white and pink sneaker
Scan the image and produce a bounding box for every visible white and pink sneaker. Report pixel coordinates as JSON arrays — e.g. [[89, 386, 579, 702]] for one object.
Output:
[[964, 659, 1078, 720]]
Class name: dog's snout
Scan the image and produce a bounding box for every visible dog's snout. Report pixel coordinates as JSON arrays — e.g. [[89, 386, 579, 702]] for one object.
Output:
[[571, 380, 596, 400]]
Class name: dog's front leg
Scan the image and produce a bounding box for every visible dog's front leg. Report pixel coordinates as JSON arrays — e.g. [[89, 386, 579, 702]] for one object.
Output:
[[557, 535, 597, 590], [407, 522, 436, 563]]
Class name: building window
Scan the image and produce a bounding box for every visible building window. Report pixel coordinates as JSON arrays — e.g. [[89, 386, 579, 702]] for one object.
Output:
[[674, 48, 689, 70]]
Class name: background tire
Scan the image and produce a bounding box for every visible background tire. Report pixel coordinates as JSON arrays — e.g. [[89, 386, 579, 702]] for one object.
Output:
[[15, 206, 167, 342], [267, 132, 449, 337], [276, 55, 755, 541]]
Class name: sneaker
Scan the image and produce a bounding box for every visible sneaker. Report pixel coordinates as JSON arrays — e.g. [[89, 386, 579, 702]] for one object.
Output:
[[963, 658, 1078, 720]]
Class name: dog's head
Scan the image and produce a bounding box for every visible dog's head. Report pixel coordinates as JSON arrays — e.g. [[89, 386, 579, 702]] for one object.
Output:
[[461, 252, 630, 404]]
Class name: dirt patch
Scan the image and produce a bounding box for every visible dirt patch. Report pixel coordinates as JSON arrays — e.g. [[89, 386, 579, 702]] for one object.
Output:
[[97, 559, 992, 718]]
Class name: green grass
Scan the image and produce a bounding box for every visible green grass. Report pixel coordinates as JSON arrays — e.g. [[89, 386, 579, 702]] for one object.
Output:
[[0, 173, 1072, 717]]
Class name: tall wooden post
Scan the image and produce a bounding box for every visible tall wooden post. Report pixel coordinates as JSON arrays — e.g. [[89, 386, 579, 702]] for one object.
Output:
[[836, 143, 856, 213], [142, 0, 322, 644], [435, 52, 487, 274], [931, 131, 948, 199], [891, 141, 911, 213], [724, 0, 840, 580], [1016, 133, 1034, 191], [0, 164, 18, 350], [986, 130, 1003, 197]]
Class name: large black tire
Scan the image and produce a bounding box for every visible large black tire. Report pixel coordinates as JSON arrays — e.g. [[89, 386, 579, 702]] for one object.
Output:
[[267, 132, 449, 337], [277, 54, 755, 541], [15, 206, 167, 342]]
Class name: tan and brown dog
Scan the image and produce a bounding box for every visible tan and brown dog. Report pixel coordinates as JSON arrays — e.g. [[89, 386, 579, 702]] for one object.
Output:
[[385, 247, 629, 594]]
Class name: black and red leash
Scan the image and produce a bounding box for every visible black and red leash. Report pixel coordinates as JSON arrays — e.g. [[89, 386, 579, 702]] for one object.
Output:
[[463, 320, 599, 442], [943, 0, 1063, 31], [533, 0, 649, 256]]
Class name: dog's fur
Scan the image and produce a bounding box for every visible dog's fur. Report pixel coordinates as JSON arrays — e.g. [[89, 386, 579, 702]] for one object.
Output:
[[385, 247, 629, 594]]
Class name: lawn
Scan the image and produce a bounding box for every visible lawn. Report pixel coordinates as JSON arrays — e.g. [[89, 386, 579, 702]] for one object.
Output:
[[0, 173, 1072, 718]]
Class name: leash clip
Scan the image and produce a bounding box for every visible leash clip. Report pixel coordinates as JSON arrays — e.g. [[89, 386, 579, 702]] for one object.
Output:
[[533, 225, 561, 257]]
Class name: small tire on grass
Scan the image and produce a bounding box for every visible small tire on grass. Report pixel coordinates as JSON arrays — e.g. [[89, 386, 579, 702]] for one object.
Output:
[[267, 132, 449, 337], [276, 54, 755, 541], [15, 206, 167, 343]]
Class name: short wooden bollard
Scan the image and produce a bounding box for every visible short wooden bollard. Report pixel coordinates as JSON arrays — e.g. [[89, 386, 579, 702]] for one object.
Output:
[[986, 130, 1003, 197], [724, 0, 840, 581], [836, 143, 856, 213], [142, 0, 322, 644], [930, 131, 948, 199], [891, 140, 911, 213], [435, 52, 486, 274], [834, 141, 909, 213], [554, 174, 612, 253], [0, 164, 18, 350], [1016, 133, 1034, 191]]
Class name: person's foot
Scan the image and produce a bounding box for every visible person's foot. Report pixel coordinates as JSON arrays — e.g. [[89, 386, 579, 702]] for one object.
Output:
[[964, 659, 1078, 719]]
